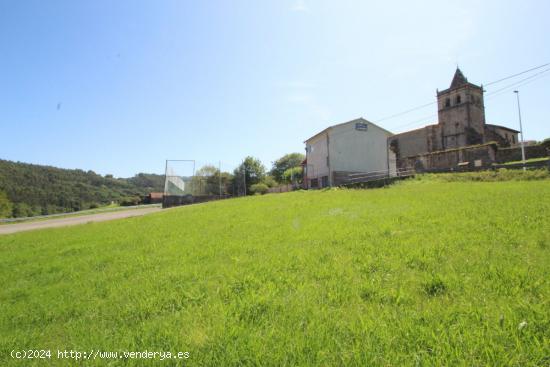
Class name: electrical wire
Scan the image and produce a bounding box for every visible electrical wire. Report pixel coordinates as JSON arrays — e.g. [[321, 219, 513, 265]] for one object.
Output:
[[373, 62, 549, 126], [484, 62, 550, 87]]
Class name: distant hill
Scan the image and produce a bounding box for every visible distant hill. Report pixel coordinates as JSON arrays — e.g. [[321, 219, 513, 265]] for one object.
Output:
[[0, 159, 164, 218]]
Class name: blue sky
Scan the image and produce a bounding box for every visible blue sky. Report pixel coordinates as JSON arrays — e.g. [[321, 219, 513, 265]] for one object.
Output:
[[1, 0, 549, 177]]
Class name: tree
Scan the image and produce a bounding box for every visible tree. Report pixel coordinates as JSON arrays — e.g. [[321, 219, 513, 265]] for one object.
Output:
[[0, 191, 12, 218], [270, 153, 305, 183], [193, 165, 221, 196], [282, 166, 303, 184], [250, 183, 269, 195], [0, 158, 165, 215], [263, 175, 278, 188], [234, 156, 266, 195]]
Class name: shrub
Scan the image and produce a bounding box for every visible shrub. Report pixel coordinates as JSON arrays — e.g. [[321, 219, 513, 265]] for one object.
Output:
[[0, 191, 12, 218], [11, 203, 37, 218], [263, 176, 278, 188], [250, 183, 269, 195], [282, 166, 303, 184], [120, 197, 141, 206]]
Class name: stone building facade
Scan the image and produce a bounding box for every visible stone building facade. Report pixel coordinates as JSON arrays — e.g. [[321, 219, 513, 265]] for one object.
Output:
[[389, 68, 519, 169]]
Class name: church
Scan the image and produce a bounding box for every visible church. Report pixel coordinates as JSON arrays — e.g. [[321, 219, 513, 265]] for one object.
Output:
[[303, 68, 522, 188], [389, 68, 519, 170]]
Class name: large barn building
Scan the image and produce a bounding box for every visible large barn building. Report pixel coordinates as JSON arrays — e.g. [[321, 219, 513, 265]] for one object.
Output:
[[304, 118, 393, 188]]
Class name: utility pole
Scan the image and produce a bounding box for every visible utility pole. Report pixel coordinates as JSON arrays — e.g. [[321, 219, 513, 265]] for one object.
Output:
[[219, 161, 222, 198], [513, 90, 527, 171], [243, 162, 247, 196]]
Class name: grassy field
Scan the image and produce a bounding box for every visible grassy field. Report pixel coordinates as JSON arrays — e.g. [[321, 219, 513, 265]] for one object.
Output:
[[501, 157, 549, 166], [1, 174, 549, 366]]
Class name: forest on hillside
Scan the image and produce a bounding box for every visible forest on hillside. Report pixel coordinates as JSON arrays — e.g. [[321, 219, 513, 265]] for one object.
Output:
[[0, 153, 306, 219], [0, 159, 164, 218]]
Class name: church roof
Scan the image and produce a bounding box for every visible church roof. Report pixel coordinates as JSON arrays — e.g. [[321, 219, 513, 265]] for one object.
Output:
[[450, 68, 468, 88]]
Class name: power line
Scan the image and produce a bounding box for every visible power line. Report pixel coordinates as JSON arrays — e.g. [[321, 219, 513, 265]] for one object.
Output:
[[392, 114, 437, 131], [374, 62, 549, 126], [484, 71, 550, 105], [374, 101, 435, 123], [484, 62, 550, 86], [485, 67, 550, 98], [391, 68, 550, 133]]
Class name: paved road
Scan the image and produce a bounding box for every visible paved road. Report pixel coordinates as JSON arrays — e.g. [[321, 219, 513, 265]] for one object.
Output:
[[0, 207, 162, 235]]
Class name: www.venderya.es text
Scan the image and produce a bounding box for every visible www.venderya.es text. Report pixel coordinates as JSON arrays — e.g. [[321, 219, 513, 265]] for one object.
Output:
[[10, 349, 190, 361]]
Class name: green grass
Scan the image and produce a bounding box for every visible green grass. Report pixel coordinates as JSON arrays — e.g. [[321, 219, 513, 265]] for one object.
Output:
[[501, 157, 549, 165], [1, 177, 549, 366], [417, 168, 550, 182]]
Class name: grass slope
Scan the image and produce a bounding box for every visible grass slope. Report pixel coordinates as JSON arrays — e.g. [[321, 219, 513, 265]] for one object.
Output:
[[1, 179, 549, 366]]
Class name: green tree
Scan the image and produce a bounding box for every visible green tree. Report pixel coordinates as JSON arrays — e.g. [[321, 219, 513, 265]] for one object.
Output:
[[270, 153, 305, 183], [189, 165, 235, 196], [11, 202, 34, 218], [250, 183, 269, 195], [192, 165, 220, 195], [282, 166, 304, 184], [263, 175, 278, 188], [234, 157, 266, 195], [0, 158, 165, 215], [0, 191, 12, 218]]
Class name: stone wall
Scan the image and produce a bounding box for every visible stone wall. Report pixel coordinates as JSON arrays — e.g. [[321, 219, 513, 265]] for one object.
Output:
[[495, 145, 549, 163], [397, 143, 498, 172], [389, 125, 441, 160]]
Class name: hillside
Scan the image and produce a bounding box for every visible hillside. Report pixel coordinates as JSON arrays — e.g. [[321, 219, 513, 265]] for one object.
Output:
[[0, 159, 164, 217], [1, 176, 549, 366]]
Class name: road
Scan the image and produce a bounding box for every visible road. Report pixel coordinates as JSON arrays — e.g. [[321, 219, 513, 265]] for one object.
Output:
[[0, 207, 162, 235]]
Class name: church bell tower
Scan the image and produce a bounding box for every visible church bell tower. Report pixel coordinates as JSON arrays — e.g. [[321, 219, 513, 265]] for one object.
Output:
[[436, 68, 486, 149]]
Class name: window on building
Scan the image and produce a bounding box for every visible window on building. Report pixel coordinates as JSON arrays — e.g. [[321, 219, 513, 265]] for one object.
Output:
[[310, 178, 318, 188], [456, 95, 461, 104], [322, 176, 329, 187], [445, 98, 450, 107], [512, 135, 516, 144]]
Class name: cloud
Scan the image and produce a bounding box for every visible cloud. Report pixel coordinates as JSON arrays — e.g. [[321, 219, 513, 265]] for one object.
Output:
[[291, 0, 309, 12]]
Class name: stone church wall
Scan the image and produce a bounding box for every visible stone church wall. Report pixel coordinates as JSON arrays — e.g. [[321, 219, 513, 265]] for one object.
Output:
[[495, 145, 549, 163], [398, 143, 498, 172]]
